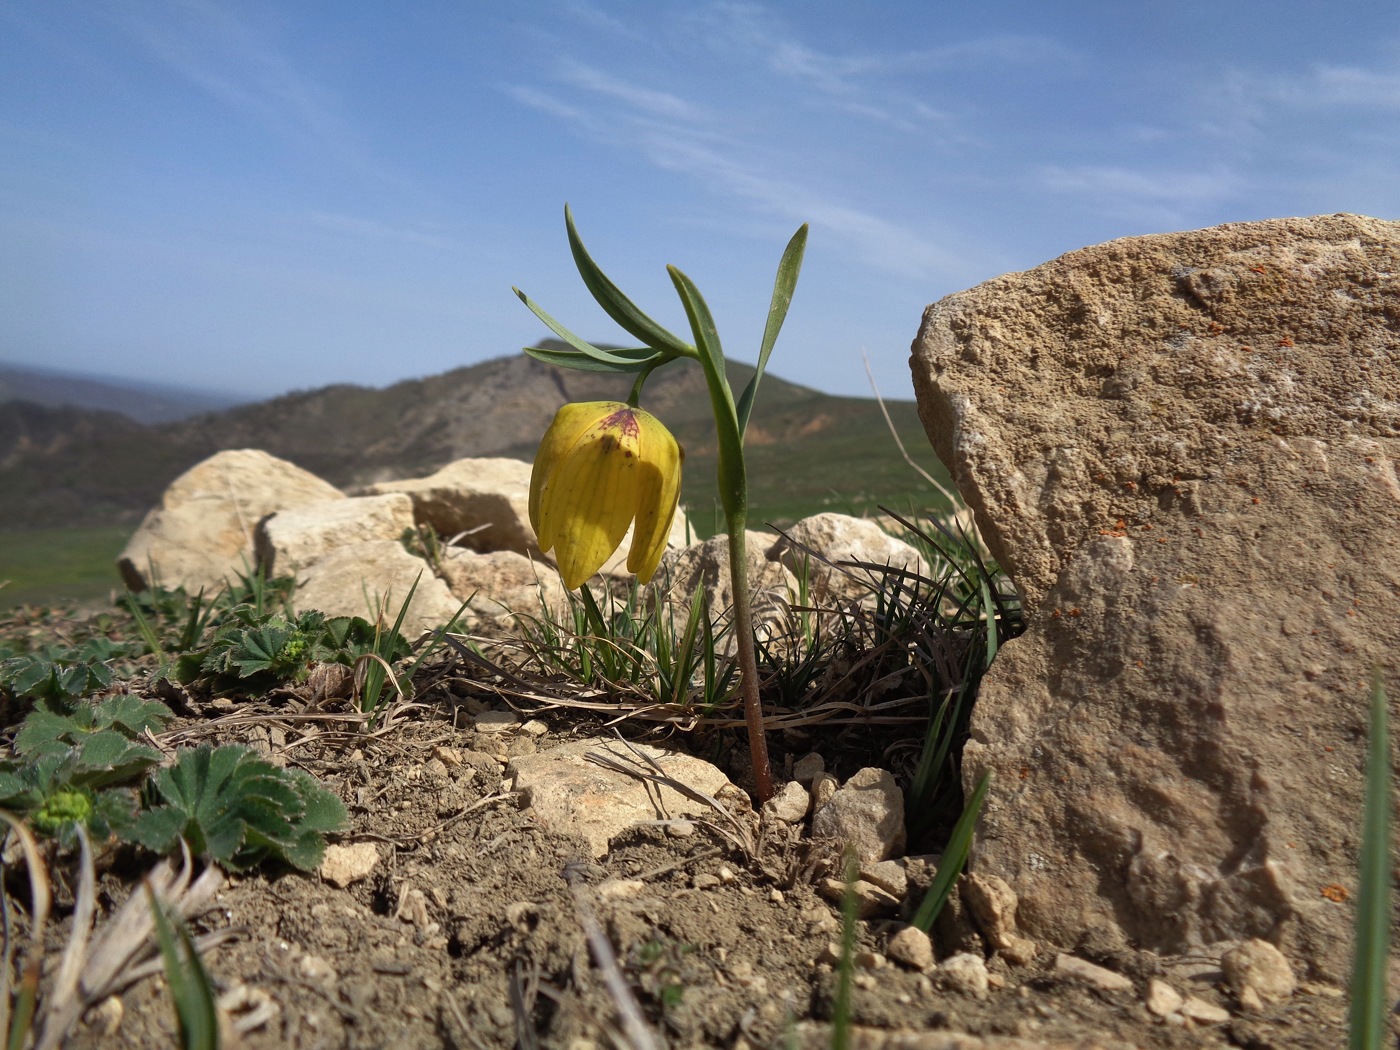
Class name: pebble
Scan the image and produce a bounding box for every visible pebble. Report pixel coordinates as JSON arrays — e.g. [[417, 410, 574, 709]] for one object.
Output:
[[792, 752, 825, 784], [1144, 978, 1184, 1018], [1179, 995, 1231, 1025], [853, 951, 887, 970], [859, 859, 908, 898], [816, 877, 901, 917], [1222, 938, 1296, 1008], [297, 953, 337, 983], [319, 843, 380, 888], [666, 820, 696, 837], [938, 952, 990, 997], [886, 925, 934, 972], [762, 780, 811, 823], [1053, 953, 1133, 992], [474, 709, 519, 733], [521, 718, 548, 736]]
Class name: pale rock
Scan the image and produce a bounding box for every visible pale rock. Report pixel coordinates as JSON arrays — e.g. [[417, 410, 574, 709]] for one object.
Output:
[[118, 449, 344, 593], [363, 457, 539, 556], [508, 738, 734, 858], [291, 539, 462, 638], [1222, 938, 1296, 1005], [938, 952, 990, 997], [1145, 978, 1184, 1018], [652, 531, 796, 638], [810, 767, 906, 863], [474, 709, 520, 734], [962, 872, 1037, 964], [886, 925, 935, 972], [1053, 953, 1133, 992], [254, 494, 414, 577], [912, 214, 1400, 979], [762, 780, 810, 824], [297, 954, 337, 983], [816, 877, 901, 918], [767, 512, 927, 605], [810, 772, 839, 810], [320, 843, 380, 888], [853, 950, 887, 971], [1179, 996, 1231, 1025], [859, 859, 908, 898], [437, 548, 568, 625], [792, 752, 825, 785]]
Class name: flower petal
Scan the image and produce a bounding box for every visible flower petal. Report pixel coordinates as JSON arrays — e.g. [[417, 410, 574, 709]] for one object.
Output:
[[626, 409, 684, 583], [530, 401, 625, 551], [546, 405, 644, 589]]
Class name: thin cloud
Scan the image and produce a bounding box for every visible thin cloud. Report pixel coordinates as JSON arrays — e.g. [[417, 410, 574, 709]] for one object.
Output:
[[303, 212, 463, 252], [1038, 164, 1245, 226], [556, 61, 709, 122]]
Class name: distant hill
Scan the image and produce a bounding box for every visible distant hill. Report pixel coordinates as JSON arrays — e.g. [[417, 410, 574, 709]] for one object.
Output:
[[0, 351, 952, 536], [0, 362, 249, 424]]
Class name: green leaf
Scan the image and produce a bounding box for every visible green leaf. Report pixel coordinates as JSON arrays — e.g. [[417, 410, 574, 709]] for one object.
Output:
[[564, 203, 695, 358], [14, 708, 74, 758], [128, 806, 187, 853], [911, 770, 991, 932], [285, 768, 349, 834], [737, 223, 807, 436], [1349, 669, 1391, 1050], [667, 264, 746, 519], [146, 886, 221, 1050], [513, 288, 661, 368], [523, 344, 663, 375]]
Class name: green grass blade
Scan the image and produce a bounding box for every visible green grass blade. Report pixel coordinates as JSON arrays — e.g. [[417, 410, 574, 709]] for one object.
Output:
[[146, 885, 220, 1050], [911, 770, 991, 932], [564, 204, 695, 358], [737, 223, 807, 436], [1348, 669, 1392, 1050]]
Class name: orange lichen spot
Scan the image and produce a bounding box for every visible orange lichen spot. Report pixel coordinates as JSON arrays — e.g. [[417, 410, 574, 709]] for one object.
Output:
[[1320, 884, 1349, 903], [1140, 523, 1153, 530], [1068, 608, 1082, 617], [1207, 322, 1225, 335], [1324, 746, 1335, 753], [1051, 609, 1062, 619], [1123, 481, 1138, 491], [1278, 335, 1294, 348], [1252, 497, 1261, 505], [1250, 265, 1267, 274], [1019, 767, 1030, 780], [1158, 537, 1168, 543], [1239, 345, 1254, 352]]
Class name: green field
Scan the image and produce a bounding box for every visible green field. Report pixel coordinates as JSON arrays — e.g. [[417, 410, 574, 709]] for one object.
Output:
[[0, 525, 133, 610]]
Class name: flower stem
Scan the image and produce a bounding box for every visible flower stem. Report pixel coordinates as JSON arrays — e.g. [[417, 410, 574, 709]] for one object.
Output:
[[727, 512, 774, 802]]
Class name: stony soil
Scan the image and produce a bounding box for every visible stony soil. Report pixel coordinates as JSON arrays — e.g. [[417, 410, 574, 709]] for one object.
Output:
[[29, 688, 1353, 1050]]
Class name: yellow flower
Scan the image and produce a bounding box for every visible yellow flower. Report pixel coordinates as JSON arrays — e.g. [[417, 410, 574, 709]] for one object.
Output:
[[530, 401, 684, 590]]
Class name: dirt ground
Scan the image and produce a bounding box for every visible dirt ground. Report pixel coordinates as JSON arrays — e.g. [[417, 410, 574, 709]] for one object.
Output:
[[37, 664, 1360, 1050]]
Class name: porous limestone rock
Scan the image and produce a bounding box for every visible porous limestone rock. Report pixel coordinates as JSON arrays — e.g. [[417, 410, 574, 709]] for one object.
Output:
[[910, 213, 1400, 980], [291, 539, 462, 638], [508, 738, 734, 858], [766, 512, 928, 604], [362, 457, 540, 556], [117, 449, 345, 593], [810, 766, 906, 863], [653, 531, 796, 633], [437, 548, 568, 626], [255, 493, 416, 578]]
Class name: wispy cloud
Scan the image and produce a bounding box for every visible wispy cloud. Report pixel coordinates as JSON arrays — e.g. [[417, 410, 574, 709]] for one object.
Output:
[[1037, 164, 1245, 226], [556, 61, 709, 122], [303, 212, 463, 251]]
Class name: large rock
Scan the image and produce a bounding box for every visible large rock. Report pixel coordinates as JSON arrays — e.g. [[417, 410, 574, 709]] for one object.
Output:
[[362, 458, 540, 556], [118, 449, 345, 593], [292, 539, 463, 639], [437, 548, 568, 627], [254, 494, 416, 578], [909, 214, 1400, 979], [653, 531, 796, 634], [766, 512, 928, 604]]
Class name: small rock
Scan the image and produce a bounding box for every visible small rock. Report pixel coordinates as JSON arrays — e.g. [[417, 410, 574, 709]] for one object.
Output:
[[320, 843, 379, 888], [432, 746, 463, 768], [1145, 978, 1184, 1018], [297, 953, 337, 983], [693, 873, 721, 890], [816, 942, 842, 966], [886, 926, 934, 972], [666, 820, 696, 837], [521, 719, 548, 737], [853, 951, 887, 970], [597, 878, 646, 901], [960, 872, 1038, 963], [85, 997, 123, 1037], [792, 752, 825, 785], [475, 709, 520, 733], [1179, 996, 1231, 1025], [1053, 953, 1133, 992], [859, 859, 908, 898], [762, 780, 811, 823], [1222, 938, 1297, 1006], [810, 772, 839, 810], [809, 767, 906, 863], [816, 877, 901, 917], [939, 952, 990, 997]]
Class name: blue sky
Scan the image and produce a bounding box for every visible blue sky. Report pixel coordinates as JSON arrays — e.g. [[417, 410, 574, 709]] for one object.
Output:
[[2, 2, 1397, 404]]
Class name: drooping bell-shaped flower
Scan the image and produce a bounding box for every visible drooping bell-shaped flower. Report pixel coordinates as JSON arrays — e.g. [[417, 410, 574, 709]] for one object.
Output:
[[529, 401, 684, 590]]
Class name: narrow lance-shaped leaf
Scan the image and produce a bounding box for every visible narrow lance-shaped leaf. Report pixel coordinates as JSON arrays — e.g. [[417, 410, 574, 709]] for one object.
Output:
[[737, 223, 808, 436], [513, 288, 662, 369], [523, 344, 665, 375], [667, 264, 747, 519], [1348, 669, 1391, 1050], [565, 204, 696, 359]]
